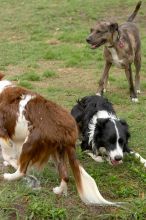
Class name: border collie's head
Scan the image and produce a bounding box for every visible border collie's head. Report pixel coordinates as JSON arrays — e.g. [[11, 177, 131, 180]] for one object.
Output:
[[93, 118, 130, 165]]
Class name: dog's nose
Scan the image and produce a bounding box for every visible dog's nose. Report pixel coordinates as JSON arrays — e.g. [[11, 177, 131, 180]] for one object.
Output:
[[86, 37, 91, 43], [114, 155, 122, 161]]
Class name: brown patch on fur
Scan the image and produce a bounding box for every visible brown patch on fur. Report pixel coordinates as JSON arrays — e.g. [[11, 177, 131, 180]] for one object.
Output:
[[0, 73, 4, 80], [0, 87, 33, 138]]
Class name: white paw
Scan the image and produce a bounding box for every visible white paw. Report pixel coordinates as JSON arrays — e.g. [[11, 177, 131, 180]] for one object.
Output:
[[3, 173, 12, 180], [53, 185, 67, 196], [96, 93, 101, 96], [53, 186, 62, 195], [94, 156, 104, 162], [137, 90, 141, 94], [103, 89, 106, 93], [132, 98, 138, 103], [3, 161, 9, 167]]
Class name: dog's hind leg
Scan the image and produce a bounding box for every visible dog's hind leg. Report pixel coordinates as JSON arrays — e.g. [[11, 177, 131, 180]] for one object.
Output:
[[53, 149, 68, 196], [96, 61, 111, 95], [125, 65, 138, 102], [3, 132, 39, 181], [134, 51, 141, 94]]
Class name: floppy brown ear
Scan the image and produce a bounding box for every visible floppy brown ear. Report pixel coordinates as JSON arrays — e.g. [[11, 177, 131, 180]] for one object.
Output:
[[0, 73, 4, 80], [108, 23, 118, 33]]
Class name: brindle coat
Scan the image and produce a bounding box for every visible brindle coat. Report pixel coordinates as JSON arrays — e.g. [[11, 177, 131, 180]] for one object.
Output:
[[86, 1, 141, 102]]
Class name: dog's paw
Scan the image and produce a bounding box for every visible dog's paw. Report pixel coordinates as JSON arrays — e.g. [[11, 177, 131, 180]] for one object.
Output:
[[103, 89, 106, 93], [3, 161, 9, 167], [137, 90, 141, 94], [94, 156, 104, 162], [53, 186, 63, 195], [96, 93, 101, 96], [53, 183, 67, 196], [131, 98, 138, 103], [3, 173, 12, 180]]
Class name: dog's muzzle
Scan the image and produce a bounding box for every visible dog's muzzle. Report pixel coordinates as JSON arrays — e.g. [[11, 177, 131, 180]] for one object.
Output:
[[110, 155, 123, 165]]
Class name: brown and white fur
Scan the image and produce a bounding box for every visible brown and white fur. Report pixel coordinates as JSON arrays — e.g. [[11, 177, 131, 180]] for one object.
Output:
[[86, 1, 142, 102], [0, 74, 120, 205]]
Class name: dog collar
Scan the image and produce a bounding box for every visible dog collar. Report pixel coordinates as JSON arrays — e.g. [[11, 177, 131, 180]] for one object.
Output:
[[118, 39, 125, 48]]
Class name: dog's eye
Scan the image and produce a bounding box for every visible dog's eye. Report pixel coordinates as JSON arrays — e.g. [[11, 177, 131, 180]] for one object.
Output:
[[96, 30, 101, 34], [118, 138, 124, 145]]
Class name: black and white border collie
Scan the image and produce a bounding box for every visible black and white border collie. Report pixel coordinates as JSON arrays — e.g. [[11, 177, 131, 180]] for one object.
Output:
[[71, 95, 146, 166]]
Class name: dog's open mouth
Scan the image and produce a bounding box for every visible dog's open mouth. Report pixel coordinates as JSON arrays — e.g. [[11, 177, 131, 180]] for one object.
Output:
[[91, 39, 106, 49], [110, 159, 123, 165]]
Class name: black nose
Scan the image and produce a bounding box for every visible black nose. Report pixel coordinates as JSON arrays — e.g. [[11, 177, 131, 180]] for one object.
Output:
[[86, 37, 91, 43], [114, 155, 122, 161]]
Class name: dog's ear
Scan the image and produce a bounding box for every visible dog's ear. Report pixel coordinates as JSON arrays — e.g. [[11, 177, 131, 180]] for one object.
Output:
[[108, 23, 118, 33], [93, 118, 109, 149], [119, 119, 130, 139], [119, 119, 131, 153]]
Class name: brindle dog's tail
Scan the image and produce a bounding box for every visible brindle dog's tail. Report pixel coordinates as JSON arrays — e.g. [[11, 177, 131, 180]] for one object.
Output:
[[127, 1, 142, 22]]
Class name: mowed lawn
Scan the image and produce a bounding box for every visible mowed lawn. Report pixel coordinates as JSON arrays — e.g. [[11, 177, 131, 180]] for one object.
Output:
[[0, 0, 146, 219]]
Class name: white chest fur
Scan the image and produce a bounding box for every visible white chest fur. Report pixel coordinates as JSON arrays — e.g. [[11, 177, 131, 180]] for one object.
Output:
[[13, 95, 33, 141], [0, 94, 35, 168], [108, 48, 123, 68]]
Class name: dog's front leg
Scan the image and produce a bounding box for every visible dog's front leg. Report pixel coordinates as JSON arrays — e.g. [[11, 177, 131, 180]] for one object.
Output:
[[96, 61, 112, 95], [130, 151, 146, 167], [125, 65, 138, 102], [134, 51, 141, 94]]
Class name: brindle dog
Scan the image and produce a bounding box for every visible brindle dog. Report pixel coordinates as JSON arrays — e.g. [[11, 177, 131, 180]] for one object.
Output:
[[86, 1, 142, 102]]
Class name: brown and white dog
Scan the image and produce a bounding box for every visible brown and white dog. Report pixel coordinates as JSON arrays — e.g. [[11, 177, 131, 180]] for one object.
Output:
[[0, 74, 120, 205], [86, 1, 141, 102]]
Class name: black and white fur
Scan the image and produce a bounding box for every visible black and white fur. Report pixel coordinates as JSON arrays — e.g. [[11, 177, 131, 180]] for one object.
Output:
[[71, 95, 146, 166]]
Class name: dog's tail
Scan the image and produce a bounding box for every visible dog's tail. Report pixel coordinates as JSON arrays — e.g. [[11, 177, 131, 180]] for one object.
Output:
[[127, 1, 142, 22], [67, 146, 120, 205]]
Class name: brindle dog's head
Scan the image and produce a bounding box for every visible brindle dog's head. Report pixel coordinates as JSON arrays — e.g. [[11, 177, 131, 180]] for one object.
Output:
[[86, 21, 119, 48]]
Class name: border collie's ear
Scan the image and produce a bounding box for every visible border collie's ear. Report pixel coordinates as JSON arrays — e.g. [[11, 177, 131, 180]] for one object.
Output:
[[120, 119, 130, 139], [108, 23, 118, 33]]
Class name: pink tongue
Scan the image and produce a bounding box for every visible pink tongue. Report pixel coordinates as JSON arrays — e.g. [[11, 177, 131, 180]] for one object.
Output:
[[111, 160, 119, 165], [91, 44, 97, 48]]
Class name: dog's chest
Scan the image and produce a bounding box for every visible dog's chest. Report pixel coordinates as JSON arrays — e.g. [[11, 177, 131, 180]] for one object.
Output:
[[108, 48, 124, 68]]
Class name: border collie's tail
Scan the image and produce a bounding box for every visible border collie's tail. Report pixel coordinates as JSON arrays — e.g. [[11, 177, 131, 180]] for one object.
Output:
[[67, 146, 120, 205], [127, 1, 142, 22]]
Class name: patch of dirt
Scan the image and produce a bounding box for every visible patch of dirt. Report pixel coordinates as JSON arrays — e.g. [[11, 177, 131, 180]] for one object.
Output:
[[4, 64, 26, 77]]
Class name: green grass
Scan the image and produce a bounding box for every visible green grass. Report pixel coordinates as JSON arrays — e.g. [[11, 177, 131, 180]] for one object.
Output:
[[9, 72, 41, 81], [0, 0, 146, 219], [42, 70, 58, 78]]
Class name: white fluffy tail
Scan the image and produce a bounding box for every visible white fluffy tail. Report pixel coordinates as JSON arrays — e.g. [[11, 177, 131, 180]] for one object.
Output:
[[67, 146, 121, 206], [78, 165, 118, 205]]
